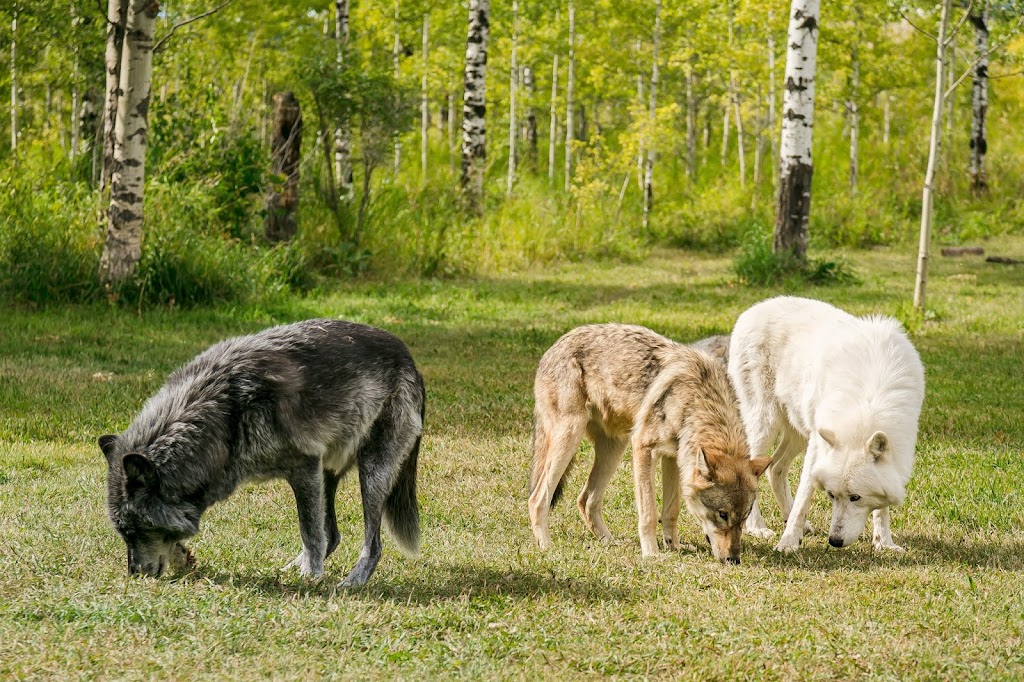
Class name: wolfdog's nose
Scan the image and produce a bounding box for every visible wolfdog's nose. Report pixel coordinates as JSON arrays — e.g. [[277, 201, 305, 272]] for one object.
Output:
[[828, 536, 845, 548]]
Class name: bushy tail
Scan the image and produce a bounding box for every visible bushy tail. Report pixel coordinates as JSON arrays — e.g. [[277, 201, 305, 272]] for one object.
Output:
[[528, 414, 573, 508], [384, 378, 424, 557]]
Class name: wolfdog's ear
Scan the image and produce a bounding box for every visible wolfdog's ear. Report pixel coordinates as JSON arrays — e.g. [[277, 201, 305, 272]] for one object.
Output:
[[98, 434, 119, 462], [867, 431, 889, 461], [818, 428, 838, 448], [696, 448, 717, 481], [750, 456, 772, 478], [122, 453, 158, 494]]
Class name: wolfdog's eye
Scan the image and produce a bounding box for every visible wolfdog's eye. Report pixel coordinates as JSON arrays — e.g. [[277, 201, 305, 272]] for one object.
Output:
[[827, 491, 835, 499], [718, 511, 728, 521], [850, 495, 861, 502]]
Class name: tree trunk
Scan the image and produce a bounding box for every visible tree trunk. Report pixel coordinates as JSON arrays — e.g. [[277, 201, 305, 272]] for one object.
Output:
[[393, 0, 402, 175], [99, 0, 158, 286], [461, 0, 489, 212], [523, 65, 537, 169], [564, 1, 575, 193], [101, 0, 128, 191], [848, 46, 859, 196], [507, 1, 518, 195], [448, 91, 456, 171], [421, 12, 429, 184], [883, 93, 891, 145], [334, 0, 353, 200], [773, 0, 820, 262], [727, 6, 745, 188], [264, 92, 303, 243], [768, 13, 778, 187], [685, 51, 697, 179], [969, 1, 988, 192], [913, 0, 953, 310], [641, 0, 661, 232], [10, 7, 17, 152], [548, 51, 558, 186], [636, 40, 644, 191], [720, 104, 730, 167]]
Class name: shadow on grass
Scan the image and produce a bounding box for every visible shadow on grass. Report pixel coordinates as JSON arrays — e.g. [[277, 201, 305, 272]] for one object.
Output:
[[185, 560, 632, 604], [740, 533, 1024, 571]]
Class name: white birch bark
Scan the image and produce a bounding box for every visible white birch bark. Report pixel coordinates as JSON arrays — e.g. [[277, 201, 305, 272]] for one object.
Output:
[[728, 7, 745, 188], [70, 8, 80, 160], [548, 52, 558, 186], [461, 0, 489, 211], [335, 0, 353, 200], [969, 1, 988, 192], [848, 46, 859, 195], [773, 0, 820, 260], [768, 12, 778, 187], [685, 56, 696, 178], [393, 0, 402, 174], [99, 0, 158, 285], [720, 105, 730, 166], [102, 0, 128, 191], [564, 1, 575, 193], [636, 39, 644, 191], [10, 8, 17, 152], [448, 91, 456, 171], [523, 65, 537, 167], [507, 1, 518, 195], [641, 0, 661, 231], [421, 12, 429, 184], [913, 0, 953, 310], [883, 93, 891, 145]]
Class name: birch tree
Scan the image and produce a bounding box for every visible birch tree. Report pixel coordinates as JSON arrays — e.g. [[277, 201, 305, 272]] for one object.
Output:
[[548, 49, 558, 186], [421, 12, 429, 183], [461, 0, 489, 212], [564, 1, 575, 193], [641, 0, 661, 231], [969, 1, 989, 192], [101, 0, 127, 190], [507, 0, 518, 196], [99, 0, 158, 286], [9, 6, 17, 152], [913, 0, 953, 310], [335, 0, 353, 200], [774, 0, 820, 262], [264, 92, 302, 242]]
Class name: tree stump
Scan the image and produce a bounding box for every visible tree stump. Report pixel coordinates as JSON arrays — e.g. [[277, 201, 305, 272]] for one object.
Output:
[[265, 92, 302, 243]]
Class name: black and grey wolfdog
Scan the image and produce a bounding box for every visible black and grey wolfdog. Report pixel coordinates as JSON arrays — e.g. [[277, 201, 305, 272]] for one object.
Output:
[[99, 319, 425, 588]]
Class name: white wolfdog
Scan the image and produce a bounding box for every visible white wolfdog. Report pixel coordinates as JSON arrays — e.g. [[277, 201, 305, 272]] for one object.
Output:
[[728, 296, 925, 553]]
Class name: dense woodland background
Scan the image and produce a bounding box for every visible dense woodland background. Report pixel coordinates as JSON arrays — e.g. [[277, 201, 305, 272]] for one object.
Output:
[[1, 0, 1022, 307]]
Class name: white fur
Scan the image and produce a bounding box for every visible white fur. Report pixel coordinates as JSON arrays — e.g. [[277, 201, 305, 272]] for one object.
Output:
[[728, 296, 925, 553]]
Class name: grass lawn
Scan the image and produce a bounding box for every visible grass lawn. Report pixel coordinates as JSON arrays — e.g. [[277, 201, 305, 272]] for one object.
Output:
[[2, 237, 1023, 679]]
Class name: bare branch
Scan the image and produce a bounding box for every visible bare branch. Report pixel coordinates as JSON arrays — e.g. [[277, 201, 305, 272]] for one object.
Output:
[[945, 0, 974, 45], [944, 14, 1024, 98], [897, 8, 936, 42], [153, 0, 234, 54]]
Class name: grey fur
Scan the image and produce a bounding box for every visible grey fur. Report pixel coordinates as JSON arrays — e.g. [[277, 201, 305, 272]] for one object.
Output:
[[100, 319, 425, 588], [688, 334, 730, 367]]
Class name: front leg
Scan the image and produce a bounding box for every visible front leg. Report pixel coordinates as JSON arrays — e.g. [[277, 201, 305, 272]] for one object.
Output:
[[776, 450, 817, 554], [283, 456, 327, 580], [632, 443, 660, 557], [660, 454, 681, 550], [745, 499, 776, 539], [872, 507, 904, 552]]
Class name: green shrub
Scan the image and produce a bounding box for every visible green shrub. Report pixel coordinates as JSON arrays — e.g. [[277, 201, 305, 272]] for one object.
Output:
[[734, 229, 858, 287]]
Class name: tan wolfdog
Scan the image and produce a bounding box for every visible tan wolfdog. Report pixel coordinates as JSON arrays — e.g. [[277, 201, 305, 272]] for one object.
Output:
[[528, 325, 769, 564]]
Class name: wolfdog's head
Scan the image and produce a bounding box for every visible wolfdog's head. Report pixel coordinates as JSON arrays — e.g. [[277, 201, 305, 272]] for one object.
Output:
[[684, 449, 771, 564], [812, 428, 909, 548], [100, 435, 199, 577]]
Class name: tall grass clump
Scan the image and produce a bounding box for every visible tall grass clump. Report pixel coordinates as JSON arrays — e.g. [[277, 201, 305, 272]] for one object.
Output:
[[0, 169, 104, 304], [733, 229, 858, 287]]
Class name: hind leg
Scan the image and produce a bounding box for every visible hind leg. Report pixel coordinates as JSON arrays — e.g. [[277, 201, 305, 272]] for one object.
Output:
[[528, 413, 588, 550], [576, 427, 626, 544], [323, 469, 343, 559], [282, 455, 327, 579]]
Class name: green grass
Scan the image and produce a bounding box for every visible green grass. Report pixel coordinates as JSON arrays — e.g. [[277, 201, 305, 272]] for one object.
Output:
[[2, 237, 1024, 679]]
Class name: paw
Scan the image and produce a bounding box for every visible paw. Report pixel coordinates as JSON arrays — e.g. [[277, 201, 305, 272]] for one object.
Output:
[[282, 550, 324, 580], [746, 527, 776, 540], [873, 539, 905, 552], [803, 521, 815, 534], [775, 534, 802, 554]]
